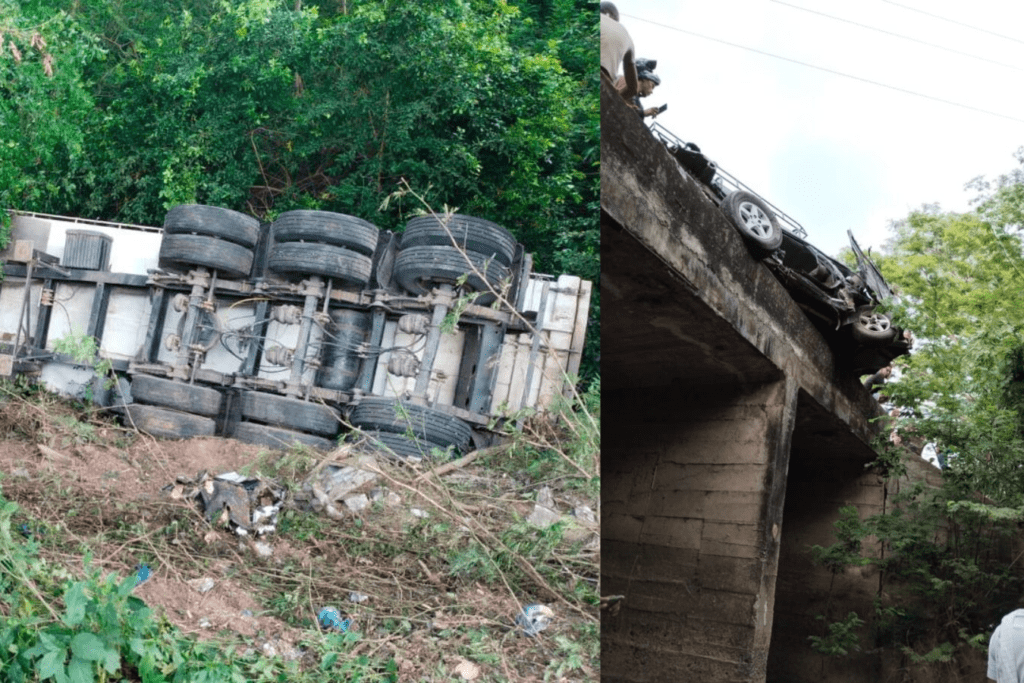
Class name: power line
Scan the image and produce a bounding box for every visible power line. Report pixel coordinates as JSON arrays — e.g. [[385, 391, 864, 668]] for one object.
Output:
[[770, 0, 1023, 72], [882, 0, 1024, 47], [621, 13, 1024, 125]]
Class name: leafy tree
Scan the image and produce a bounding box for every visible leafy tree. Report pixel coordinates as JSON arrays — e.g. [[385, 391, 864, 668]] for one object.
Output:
[[1, 0, 599, 382], [808, 151, 1024, 669], [0, 2, 103, 241], [876, 189, 1024, 503]]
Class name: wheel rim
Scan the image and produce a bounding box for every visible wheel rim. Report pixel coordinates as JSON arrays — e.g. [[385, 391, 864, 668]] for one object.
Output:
[[737, 202, 774, 239], [859, 311, 890, 333]]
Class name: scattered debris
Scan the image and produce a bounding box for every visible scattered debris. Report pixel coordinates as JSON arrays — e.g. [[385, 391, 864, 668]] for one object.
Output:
[[252, 541, 273, 559], [188, 577, 216, 594], [410, 508, 429, 519], [349, 591, 369, 604], [454, 659, 482, 680], [600, 594, 625, 617], [515, 603, 555, 636], [164, 470, 285, 536], [317, 606, 352, 632], [573, 505, 596, 524], [527, 486, 561, 528], [343, 493, 370, 513], [318, 456, 378, 500], [135, 563, 151, 586], [260, 637, 302, 660]]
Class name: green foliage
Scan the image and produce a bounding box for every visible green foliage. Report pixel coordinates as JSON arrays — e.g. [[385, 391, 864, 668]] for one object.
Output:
[[2, 0, 599, 384], [809, 506, 872, 573], [809, 484, 1022, 666], [875, 154, 1024, 503], [51, 330, 116, 398], [809, 612, 865, 657], [0, 2, 103, 216], [0, 484, 397, 682], [493, 376, 600, 496]]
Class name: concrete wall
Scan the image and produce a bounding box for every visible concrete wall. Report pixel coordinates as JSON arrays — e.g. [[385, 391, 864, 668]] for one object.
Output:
[[603, 380, 796, 680]]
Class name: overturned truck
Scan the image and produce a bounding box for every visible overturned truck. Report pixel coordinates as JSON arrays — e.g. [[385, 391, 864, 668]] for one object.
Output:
[[0, 207, 591, 455]]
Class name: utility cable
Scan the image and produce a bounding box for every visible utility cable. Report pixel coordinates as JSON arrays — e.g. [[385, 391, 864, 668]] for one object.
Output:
[[881, 0, 1024, 46], [770, 0, 1023, 72], [622, 13, 1024, 125]]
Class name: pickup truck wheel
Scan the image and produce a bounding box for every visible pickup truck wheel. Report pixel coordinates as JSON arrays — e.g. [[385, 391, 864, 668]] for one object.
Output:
[[131, 375, 223, 417], [400, 214, 517, 267], [723, 191, 783, 258], [159, 234, 254, 279], [233, 422, 336, 451], [125, 404, 217, 439], [163, 205, 262, 249], [239, 391, 340, 437], [852, 307, 897, 346], [267, 242, 373, 287], [361, 430, 452, 460], [272, 211, 379, 256], [350, 398, 472, 452], [394, 245, 510, 305]]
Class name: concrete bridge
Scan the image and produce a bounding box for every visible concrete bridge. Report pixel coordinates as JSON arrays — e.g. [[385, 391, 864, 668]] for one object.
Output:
[[599, 80, 916, 682]]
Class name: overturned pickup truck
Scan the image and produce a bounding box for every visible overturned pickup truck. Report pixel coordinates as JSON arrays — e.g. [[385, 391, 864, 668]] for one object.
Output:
[[650, 122, 911, 375], [0, 207, 591, 455]]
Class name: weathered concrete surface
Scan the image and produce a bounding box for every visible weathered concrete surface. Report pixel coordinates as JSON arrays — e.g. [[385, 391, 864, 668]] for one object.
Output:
[[600, 77, 892, 682]]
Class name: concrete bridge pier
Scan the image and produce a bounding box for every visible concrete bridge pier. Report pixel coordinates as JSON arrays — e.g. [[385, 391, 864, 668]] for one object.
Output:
[[603, 378, 797, 680]]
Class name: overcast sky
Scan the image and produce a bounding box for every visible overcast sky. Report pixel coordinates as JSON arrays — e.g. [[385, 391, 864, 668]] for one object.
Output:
[[613, 0, 1024, 257]]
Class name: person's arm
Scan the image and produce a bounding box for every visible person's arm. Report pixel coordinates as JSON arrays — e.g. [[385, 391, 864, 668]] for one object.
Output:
[[619, 48, 638, 100]]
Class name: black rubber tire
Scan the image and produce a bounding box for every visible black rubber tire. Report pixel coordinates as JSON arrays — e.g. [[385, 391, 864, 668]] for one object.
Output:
[[361, 430, 452, 460], [163, 205, 261, 249], [350, 398, 472, 451], [272, 211, 379, 256], [851, 307, 897, 346], [400, 214, 517, 267], [239, 392, 340, 437], [233, 422, 336, 452], [125, 404, 217, 439], [131, 375, 223, 417], [159, 234, 254, 279], [394, 245, 510, 305], [723, 191, 783, 258], [267, 241, 373, 286]]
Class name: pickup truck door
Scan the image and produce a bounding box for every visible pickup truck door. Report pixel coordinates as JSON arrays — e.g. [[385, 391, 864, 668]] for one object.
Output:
[[848, 230, 893, 302]]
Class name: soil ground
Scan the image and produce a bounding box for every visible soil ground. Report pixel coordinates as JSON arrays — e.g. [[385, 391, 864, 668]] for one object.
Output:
[[0, 386, 599, 681]]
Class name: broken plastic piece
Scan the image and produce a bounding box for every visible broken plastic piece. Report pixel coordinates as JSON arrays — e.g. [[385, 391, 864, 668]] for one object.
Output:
[[318, 606, 352, 632], [515, 604, 554, 636]]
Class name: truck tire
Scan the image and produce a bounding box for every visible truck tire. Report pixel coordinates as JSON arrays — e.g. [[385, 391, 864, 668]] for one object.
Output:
[[361, 430, 450, 460], [272, 211, 379, 256], [125, 404, 217, 439], [131, 375, 223, 417], [723, 191, 783, 259], [233, 422, 336, 452], [851, 307, 897, 346], [267, 242, 373, 287], [159, 234, 254, 279], [350, 398, 472, 452], [239, 391, 340, 437], [163, 205, 261, 249], [394, 245, 510, 305], [401, 214, 517, 267]]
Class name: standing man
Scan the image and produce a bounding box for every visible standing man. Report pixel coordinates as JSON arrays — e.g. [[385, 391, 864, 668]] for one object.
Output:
[[600, 2, 638, 100], [631, 66, 662, 120], [989, 608, 1024, 682]]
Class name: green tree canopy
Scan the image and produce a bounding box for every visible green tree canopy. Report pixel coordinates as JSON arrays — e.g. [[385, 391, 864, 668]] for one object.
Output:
[[877, 149, 1024, 504], [1, 0, 599, 381]]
